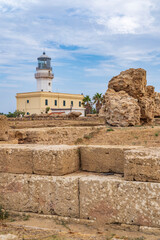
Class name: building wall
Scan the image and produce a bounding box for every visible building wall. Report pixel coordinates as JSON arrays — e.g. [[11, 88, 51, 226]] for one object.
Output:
[[16, 95, 41, 115], [36, 69, 53, 92], [16, 92, 84, 115]]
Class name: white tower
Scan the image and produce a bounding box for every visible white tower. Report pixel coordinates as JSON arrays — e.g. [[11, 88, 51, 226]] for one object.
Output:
[[35, 52, 54, 92]]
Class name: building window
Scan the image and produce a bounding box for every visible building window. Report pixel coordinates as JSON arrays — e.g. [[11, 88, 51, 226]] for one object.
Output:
[[63, 100, 66, 106], [27, 112, 30, 115], [48, 82, 51, 86], [27, 100, 29, 103], [71, 101, 73, 107], [45, 99, 48, 106], [79, 101, 81, 107], [55, 100, 57, 106]]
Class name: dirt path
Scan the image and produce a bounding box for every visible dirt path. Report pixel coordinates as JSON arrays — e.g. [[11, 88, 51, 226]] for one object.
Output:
[[1, 217, 160, 240]]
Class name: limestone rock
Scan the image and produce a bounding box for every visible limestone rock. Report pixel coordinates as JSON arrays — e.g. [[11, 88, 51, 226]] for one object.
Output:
[[146, 85, 155, 98], [0, 173, 79, 217], [79, 175, 160, 228], [0, 145, 79, 176], [0, 234, 18, 240], [80, 145, 139, 173], [103, 89, 141, 127], [67, 111, 82, 118], [138, 96, 155, 124], [124, 148, 160, 182], [101, 68, 159, 126], [154, 92, 160, 117], [108, 68, 147, 99], [0, 115, 9, 141]]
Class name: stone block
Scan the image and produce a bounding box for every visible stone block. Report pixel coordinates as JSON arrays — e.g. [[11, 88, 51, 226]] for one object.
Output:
[[80, 145, 137, 173], [124, 148, 160, 182], [0, 173, 79, 218], [33, 145, 79, 175], [0, 145, 79, 175], [0, 146, 33, 174], [79, 175, 160, 228]]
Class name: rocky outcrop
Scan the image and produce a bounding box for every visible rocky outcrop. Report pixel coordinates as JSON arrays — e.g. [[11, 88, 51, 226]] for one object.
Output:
[[154, 92, 160, 117], [101, 68, 160, 126], [108, 68, 147, 99], [0, 115, 9, 141], [67, 111, 82, 118], [101, 89, 140, 127]]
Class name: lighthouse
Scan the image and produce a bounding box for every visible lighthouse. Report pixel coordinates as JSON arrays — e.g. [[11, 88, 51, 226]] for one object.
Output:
[[16, 51, 85, 116], [35, 52, 54, 92]]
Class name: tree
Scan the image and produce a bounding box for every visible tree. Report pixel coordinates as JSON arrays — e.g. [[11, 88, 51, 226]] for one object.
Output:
[[45, 107, 50, 114], [82, 95, 92, 114], [92, 93, 103, 113], [6, 110, 25, 118]]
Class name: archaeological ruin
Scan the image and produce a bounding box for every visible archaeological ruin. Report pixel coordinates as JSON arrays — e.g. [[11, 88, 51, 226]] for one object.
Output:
[[1, 68, 160, 239]]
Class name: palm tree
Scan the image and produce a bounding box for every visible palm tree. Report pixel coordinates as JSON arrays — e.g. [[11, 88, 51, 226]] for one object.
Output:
[[92, 93, 103, 113], [82, 95, 92, 114]]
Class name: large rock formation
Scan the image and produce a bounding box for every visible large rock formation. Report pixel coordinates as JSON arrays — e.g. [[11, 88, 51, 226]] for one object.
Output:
[[0, 115, 9, 141], [108, 68, 147, 99], [100, 68, 160, 126], [102, 89, 140, 127]]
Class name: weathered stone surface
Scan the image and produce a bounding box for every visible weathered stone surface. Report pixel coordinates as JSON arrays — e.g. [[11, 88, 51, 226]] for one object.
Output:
[[0, 145, 79, 175], [80, 145, 139, 173], [101, 68, 160, 125], [0, 234, 18, 240], [138, 96, 155, 124], [0, 115, 9, 141], [103, 89, 141, 127], [67, 111, 82, 118], [124, 148, 160, 182], [0, 147, 33, 174], [80, 175, 160, 228], [0, 173, 79, 217], [11, 126, 102, 144], [108, 68, 147, 99], [154, 92, 160, 117], [33, 145, 79, 176]]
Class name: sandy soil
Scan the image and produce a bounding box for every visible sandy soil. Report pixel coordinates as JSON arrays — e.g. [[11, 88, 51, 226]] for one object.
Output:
[[0, 217, 160, 240], [79, 126, 160, 147]]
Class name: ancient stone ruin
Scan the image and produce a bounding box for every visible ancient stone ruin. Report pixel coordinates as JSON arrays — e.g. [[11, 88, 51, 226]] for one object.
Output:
[[0, 144, 160, 234], [0, 115, 9, 141], [100, 68, 160, 126]]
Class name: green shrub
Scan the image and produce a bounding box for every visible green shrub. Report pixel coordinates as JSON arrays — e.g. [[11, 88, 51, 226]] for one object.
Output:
[[106, 128, 114, 132], [0, 205, 9, 220]]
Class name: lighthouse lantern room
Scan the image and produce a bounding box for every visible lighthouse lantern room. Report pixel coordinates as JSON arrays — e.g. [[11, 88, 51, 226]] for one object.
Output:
[[35, 52, 54, 92]]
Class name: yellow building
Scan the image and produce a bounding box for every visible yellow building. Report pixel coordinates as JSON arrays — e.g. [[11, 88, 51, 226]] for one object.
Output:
[[16, 52, 85, 116]]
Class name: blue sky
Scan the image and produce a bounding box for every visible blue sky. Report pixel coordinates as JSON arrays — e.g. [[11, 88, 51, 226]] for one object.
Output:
[[0, 0, 160, 113]]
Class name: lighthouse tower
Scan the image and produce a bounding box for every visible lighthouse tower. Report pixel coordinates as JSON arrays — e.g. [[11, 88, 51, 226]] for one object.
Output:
[[35, 52, 54, 92]]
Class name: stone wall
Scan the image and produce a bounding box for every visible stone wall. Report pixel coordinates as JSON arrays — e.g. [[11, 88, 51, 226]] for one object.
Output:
[[1, 144, 160, 229], [124, 148, 160, 182], [0, 115, 9, 141], [9, 126, 104, 144]]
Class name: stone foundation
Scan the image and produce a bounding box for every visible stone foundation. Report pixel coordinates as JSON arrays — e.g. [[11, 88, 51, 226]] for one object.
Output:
[[0, 145, 79, 175], [1, 144, 160, 229], [1, 173, 160, 228], [80, 145, 139, 173], [124, 148, 160, 182]]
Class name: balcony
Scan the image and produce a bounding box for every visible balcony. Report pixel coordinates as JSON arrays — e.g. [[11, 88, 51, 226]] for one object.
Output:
[[35, 72, 54, 79]]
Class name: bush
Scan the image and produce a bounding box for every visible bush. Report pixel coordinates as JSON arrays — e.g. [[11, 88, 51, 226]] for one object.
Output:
[[106, 128, 114, 132], [6, 110, 25, 118], [0, 205, 9, 220]]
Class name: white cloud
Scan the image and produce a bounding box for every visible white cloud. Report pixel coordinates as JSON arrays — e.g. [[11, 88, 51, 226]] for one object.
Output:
[[0, 0, 160, 112]]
